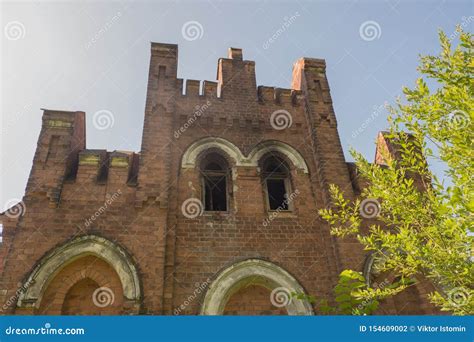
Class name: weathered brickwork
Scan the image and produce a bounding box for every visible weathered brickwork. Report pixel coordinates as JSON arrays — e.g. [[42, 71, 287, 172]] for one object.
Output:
[[223, 285, 286, 315], [0, 43, 437, 315]]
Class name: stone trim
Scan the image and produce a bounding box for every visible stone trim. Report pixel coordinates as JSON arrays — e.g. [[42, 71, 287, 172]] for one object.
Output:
[[79, 154, 100, 166], [45, 120, 73, 128], [17, 235, 141, 311], [200, 259, 314, 315], [181, 137, 245, 168], [247, 140, 309, 173], [110, 156, 129, 168], [181, 137, 309, 173]]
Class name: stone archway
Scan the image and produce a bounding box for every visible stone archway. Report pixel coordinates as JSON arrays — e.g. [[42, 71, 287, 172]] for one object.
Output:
[[181, 137, 246, 169], [248, 140, 309, 174], [363, 252, 431, 314], [200, 259, 314, 315], [17, 235, 141, 314], [37, 255, 124, 315], [180, 137, 310, 174]]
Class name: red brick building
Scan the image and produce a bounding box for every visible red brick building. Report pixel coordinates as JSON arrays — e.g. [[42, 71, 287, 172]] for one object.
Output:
[[0, 43, 436, 315]]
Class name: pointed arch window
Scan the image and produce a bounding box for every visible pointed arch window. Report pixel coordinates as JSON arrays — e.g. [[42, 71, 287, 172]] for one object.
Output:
[[200, 153, 229, 212]]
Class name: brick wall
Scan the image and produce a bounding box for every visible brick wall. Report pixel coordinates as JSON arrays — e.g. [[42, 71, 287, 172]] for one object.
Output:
[[223, 285, 286, 315], [38, 256, 123, 315]]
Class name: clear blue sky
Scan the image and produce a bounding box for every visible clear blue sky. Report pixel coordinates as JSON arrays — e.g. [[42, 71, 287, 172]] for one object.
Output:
[[1, 0, 472, 206]]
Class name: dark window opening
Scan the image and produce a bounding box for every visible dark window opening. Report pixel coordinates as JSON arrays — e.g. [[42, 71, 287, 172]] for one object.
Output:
[[205, 162, 223, 171], [264, 159, 286, 174], [204, 175, 227, 211], [266, 179, 288, 210], [262, 156, 291, 211], [201, 153, 229, 212]]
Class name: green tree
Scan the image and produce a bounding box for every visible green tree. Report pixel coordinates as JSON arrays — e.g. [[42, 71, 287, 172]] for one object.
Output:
[[319, 28, 473, 315], [294, 270, 413, 315]]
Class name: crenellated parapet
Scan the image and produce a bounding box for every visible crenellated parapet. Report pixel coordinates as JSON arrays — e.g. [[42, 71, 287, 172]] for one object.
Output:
[[74, 150, 139, 186], [257, 86, 304, 106], [25, 44, 340, 208], [24, 110, 141, 207], [26, 43, 350, 209]]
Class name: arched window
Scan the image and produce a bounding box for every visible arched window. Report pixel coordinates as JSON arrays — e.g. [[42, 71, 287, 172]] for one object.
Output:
[[261, 156, 291, 211], [200, 153, 229, 212]]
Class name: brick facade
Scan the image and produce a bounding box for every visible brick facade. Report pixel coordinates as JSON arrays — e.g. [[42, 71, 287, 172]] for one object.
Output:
[[0, 43, 437, 315]]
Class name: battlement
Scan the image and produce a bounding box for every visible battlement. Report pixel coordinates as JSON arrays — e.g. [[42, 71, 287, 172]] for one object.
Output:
[[178, 79, 304, 107], [73, 148, 139, 185], [257, 86, 303, 105], [27, 43, 337, 207], [145, 43, 325, 104]]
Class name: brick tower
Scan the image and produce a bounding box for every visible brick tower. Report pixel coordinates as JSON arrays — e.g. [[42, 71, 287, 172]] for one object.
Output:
[[0, 43, 436, 315]]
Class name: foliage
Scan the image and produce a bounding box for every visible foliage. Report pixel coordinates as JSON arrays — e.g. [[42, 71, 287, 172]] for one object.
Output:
[[293, 270, 412, 315], [319, 28, 473, 315]]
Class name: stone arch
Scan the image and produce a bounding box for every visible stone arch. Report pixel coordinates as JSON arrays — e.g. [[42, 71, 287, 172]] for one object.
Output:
[[17, 235, 141, 313], [248, 140, 309, 173], [362, 252, 379, 286], [196, 147, 233, 169], [38, 255, 124, 315], [362, 252, 433, 314], [200, 259, 314, 315], [181, 137, 246, 169], [181, 138, 310, 174]]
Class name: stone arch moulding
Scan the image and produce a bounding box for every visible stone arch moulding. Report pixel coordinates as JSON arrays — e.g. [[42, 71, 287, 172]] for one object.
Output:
[[248, 140, 309, 173], [17, 235, 141, 311], [362, 252, 378, 286], [200, 259, 314, 315], [181, 137, 309, 173], [181, 137, 246, 169]]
